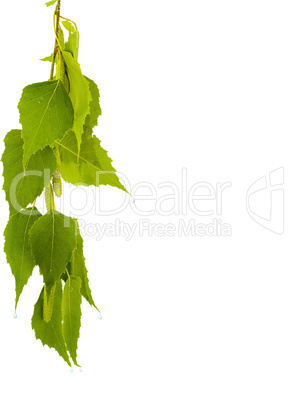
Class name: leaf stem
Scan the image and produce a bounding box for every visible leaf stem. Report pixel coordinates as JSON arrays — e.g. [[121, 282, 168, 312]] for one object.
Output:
[[59, 15, 78, 31], [50, 0, 61, 80]]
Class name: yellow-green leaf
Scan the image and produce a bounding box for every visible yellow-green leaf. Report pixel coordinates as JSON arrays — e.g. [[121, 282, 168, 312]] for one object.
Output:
[[71, 229, 98, 309], [18, 80, 74, 166], [4, 208, 42, 309], [58, 131, 127, 192], [62, 21, 79, 60], [62, 276, 82, 366], [1, 130, 56, 214], [29, 211, 77, 284], [32, 280, 71, 366], [62, 51, 91, 151]]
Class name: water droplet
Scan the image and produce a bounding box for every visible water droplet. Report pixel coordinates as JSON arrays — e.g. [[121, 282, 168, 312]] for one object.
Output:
[[70, 368, 74, 373], [79, 367, 83, 373], [13, 313, 17, 319], [98, 312, 102, 320]]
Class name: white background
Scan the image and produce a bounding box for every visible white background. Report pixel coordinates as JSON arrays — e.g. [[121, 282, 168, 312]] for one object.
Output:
[[0, 0, 292, 401]]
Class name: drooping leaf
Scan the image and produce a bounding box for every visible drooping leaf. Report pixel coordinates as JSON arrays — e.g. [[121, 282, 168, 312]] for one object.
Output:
[[62, 51, 91, 150], [1, 130, 56, 214], [65, 32, 80, 61], [61, 20, 75, 33], [70, 230, 97, 309], [57, 131, 127, 192], [29, 211, 77, 284], [62, 21, 79, 60], [32, 280, 71, 366], [45, 0, 57, 7], [62, 276, 82, 366], [81, 77, 102, 142], [84, 76, 102, 131], [4, 208, 42, 309], [18, 80, 74, 166]]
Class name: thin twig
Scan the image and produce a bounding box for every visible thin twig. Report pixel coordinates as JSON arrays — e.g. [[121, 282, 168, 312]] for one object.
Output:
[[50, 0, 61, 80]]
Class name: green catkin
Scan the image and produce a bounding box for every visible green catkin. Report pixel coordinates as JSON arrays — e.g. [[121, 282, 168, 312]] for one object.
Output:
[[58, 52, 66, 84], [52, 171, 62, 197], [52, 147, 62, 197], [45, 183, 55, 211], [43, 283, 57, 323], [53, 146, 61, 168]]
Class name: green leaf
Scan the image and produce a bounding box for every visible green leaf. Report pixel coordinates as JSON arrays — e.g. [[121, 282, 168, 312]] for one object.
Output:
[[71, 230, 97, 309], [62, 276, 82, 366], [57, 131, 127, 192], [29, 211, 77, 284], [1, 130, 57, 214], [45, 0, 57, 6], [81, 77, 102, 143], [32, 280, 71, 366], [84, 76, 102, 131], [62, 51, 91, 150], [4, 208, 42, 309], [40, 54, 53, 62], [18, 80, 74, 166], [65, 32, 80, 61], [61, 21, 75, 33], [62, 21, 79, 60]]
